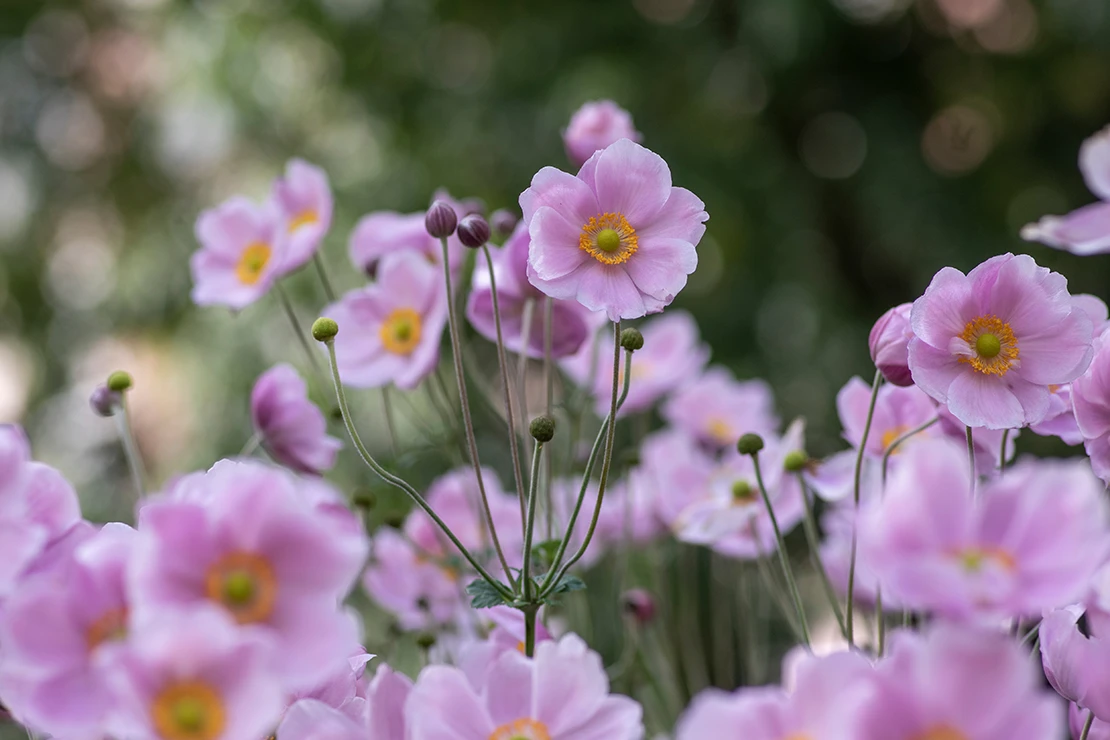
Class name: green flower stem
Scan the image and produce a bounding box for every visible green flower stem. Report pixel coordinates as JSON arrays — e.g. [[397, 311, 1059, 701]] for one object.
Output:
[[516, 297, 536, 449], [751, 453, 810, 647], [323, 339, 513, 601], [543, 297, 555, 541], [796, 473, 846, 638], [847, 368, 882, 647], [275, 283, 324, 377], [380, 387, 399, 459], [114, 396, 146, 503], [522, 441, 544, 601], [1081, 711, 1095, 740], [999, 428, 1010, 474], [522, 603, 540, 658], [438, 237, 516, 588], [313, 253, 337, 303], [880, 417, 939, 484], [966, 426, 976, 491]]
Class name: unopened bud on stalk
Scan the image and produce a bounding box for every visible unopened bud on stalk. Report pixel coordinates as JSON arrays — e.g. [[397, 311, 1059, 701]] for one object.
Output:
[[784, 450, 809, 473], [415, 632, 437, 650], [457, 214, 491, 249], [737, 433, 764, 456], [89, 385, 120, 417], [530, 415, 556, 443], [621, 588, 656, 624], [619, 328, 644, 352], [491, 208, 518, 237], [312, 317, 339, 342], [424, 200, 458, 239], [106, 371, 132, 393]]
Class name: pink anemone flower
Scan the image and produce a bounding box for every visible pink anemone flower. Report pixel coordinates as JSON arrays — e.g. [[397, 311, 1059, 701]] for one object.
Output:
[[269, 159, 332, 274], [250, 364, 341, 475], [1022, 126, 1110, 255]]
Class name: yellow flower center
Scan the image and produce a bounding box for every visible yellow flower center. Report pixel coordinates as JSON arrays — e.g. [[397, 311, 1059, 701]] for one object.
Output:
[[958, 315, 1018, 376], [380, 308, 423, 355], [488, 718, 550, 740], [151, 680, 226, 740], [955, 546, 1016, 573], [880, 425, 911, 453], [731, 479, 757, 504], [707, 417, 734, 444], [235, 242, 272, 285], [287, 209, 318, 233], [204, 551, 277, 624], [86, 607, 128, 650], [579, 212, 638, 265], [913, 727, 969, 740]]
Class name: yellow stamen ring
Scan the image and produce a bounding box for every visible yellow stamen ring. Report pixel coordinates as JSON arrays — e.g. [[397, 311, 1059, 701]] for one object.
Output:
[[287, 209, 318, 233], [488, 718, 551, 740], [235, 242, 272, 286], [204, 551, 277, 624], [380, 308, 423, 355], [957, 315, 1018, 376], [151, 680, 226, 740], [579, 212, 638, 265]]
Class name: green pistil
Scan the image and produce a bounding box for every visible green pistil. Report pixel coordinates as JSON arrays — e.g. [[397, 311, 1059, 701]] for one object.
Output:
[[731, 479, 756, 503], [596, 228, 621, 253], [976, 333, 1001, 359], [222, 572, 255, 605], [173, 698, 205, 732]]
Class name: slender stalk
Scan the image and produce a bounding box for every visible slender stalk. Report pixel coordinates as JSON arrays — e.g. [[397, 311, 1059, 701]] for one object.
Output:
[[999, 428, 1010, 474], [322, 339, 513, 599], [480, 244, 527, 526], [751, 453, 810, 646], [966, 426, 976, 491], [523, 603, 539, 658], [380, 387, 399, 458], [114, 396, 146, 502], [516, 297, 536, 449], [275, 283, 323, 376], [522, 441, 544, 601], [748, 519, 803, 641], [543, 297, 555, 540], [437, 237, 515, 588], [1018, 620, 1041, 647], [876, 588, 885, 657], [238, 432, 262, 458], [312, 253, 337, 303], [1081, 710, 1095, 740], [847, 369, 882, 647], [881, 417, 939, 484], [797, 473, 846, 637]]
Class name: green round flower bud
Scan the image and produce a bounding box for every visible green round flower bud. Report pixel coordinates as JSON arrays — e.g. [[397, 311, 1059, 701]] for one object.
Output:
[[783, 450, 809, 473], [106, 371, 132, 393], [415, 631, 437, 650], [736, 433, 765, 456], [529, 415, 556, 443], [619, 328, 644, 352], [312, 317, 339, 342]]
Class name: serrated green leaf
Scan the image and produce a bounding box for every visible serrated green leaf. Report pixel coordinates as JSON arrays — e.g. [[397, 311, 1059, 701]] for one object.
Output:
[[466, 578, 511, 609], [547, 573, 586, 596]]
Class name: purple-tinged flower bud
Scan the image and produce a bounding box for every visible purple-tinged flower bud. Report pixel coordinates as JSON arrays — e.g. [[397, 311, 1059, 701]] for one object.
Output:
[[869, 303, 914, 387], [425, 200, 458, 239], [621, 588, 656, 624], [491, 208, 518, 237], [89, 384, 120, 417], [457, 214, 491, 249]]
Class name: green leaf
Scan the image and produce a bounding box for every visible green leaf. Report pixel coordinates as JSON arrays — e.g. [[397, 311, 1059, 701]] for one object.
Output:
[[546, 573, 586, 596], [466, 578, 511, 609]]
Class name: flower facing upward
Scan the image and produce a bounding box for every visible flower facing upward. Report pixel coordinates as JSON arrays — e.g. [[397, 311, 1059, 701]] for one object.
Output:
[[661, 366, 779, 448], [521, 138, 708, 321], [191, 197, 288, 310], [907, 253, 1093, 429], [1022, 126, 1110, 255], [563, 100, 642, 168], [250, 364, 341, 475], [269, 159, 332, 275], [324, 253, 448, 390]]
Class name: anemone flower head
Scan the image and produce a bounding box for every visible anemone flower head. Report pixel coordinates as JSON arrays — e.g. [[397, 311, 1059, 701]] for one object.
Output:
[[1022, 126, 1110, 255], [323, 252, 448, 391], [859, 439, 1110, 621], [129, 460, 368, 690], [191, 197, 288, 310], [521, 138, 708, 321], [361, 527, 464, 632], [250, 364, 341, 475], [563, 100, 642, 168], [855, 623, 1063, 740], [108, 607, 284, 740], [561, 310, 709, 418], [405, 633, 642, 740], [269, 159, 332, 275], [466, 221, 597, 359], [661, 366, 779, 448], [907, 253, 1093, 430], [348, 192, 470, 278]]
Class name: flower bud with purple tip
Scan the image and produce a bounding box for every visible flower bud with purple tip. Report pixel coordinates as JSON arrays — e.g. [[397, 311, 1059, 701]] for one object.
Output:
[[457, 214, 491, 249], [425, 200, 458, 239]]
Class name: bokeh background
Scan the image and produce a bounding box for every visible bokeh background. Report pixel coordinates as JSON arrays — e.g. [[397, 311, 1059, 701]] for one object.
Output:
[[3, 0, 1110, 733]]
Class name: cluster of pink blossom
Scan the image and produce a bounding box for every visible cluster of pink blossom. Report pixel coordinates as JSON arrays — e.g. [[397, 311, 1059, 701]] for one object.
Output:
[[12, 101, 1110, 740]]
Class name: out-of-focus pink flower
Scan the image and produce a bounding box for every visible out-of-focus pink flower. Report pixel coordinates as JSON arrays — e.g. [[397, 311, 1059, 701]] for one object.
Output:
[[348, 192, 471, 277], [1072, 328, 1110, 483], [859, 439, 1109, 621], [405, 633, 642, 739], [907, 253, 1093, 430], [109, 607, 284, 740], [837, 377, 938, 459], [191, 197, 288, 309], [856, 624, 1063, 739], [521, 138, 708, 321], [869, 303, 915, 386], [1039, 606, 1110, 723], [562, 310, 709, 417], [466, 222, 596, 359], [269, 159, 332, 275], [676, 649, 875, 740], [456, 606, 553, 688], [362, 528, 465, 632], [935, 405, 1018, 478], [639, 428, 716, 528], [661, 366, 779, 448], [130, 460, 368, 689], [1022, 126, 1110, 255], [563, 100, 642, 168], [1071, 703, 1110, 740], [324, 253, 448, 390], [250, 364, 341, 475], [1030, 383, 1083, 445]]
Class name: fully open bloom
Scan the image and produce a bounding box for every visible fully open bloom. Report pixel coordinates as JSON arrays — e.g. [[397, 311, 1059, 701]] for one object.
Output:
[[837, 377, 938, 460], [110, 607, 283, 740], [1022, 126, 1110, 255], [661, 366, 779, 448], [907, 253, 1093, 429], [563, 100, 642, 168], [467, 221, 596, 359], [859, 439, 1109, 621], [869, 303, 915, 386], [269, 159, 332, 274], [406, 634, 642, 739], [191, 197, 288, 309], [324, 252, 448, 390], [521, 138, 708, 321], [130, 460, 368, 689], [250, 364, 341, 475]]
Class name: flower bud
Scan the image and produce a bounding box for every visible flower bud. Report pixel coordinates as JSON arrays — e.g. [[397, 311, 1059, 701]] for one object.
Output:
[[415, 632, 437, 650], [425, 200, 458, 239], [530, 415, 556, 443], [621, 588, 656, 624], [457, 214, 491, 249], [312, 317, 339, 342], [491, 208, 518, 237], [783, 450, 809, 473], [619, 328, 644, 352], [869, 303, 914, 387], [106, 371, 132, 393], [89, 384, 120, 417], [737, 433, 764, 456]]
